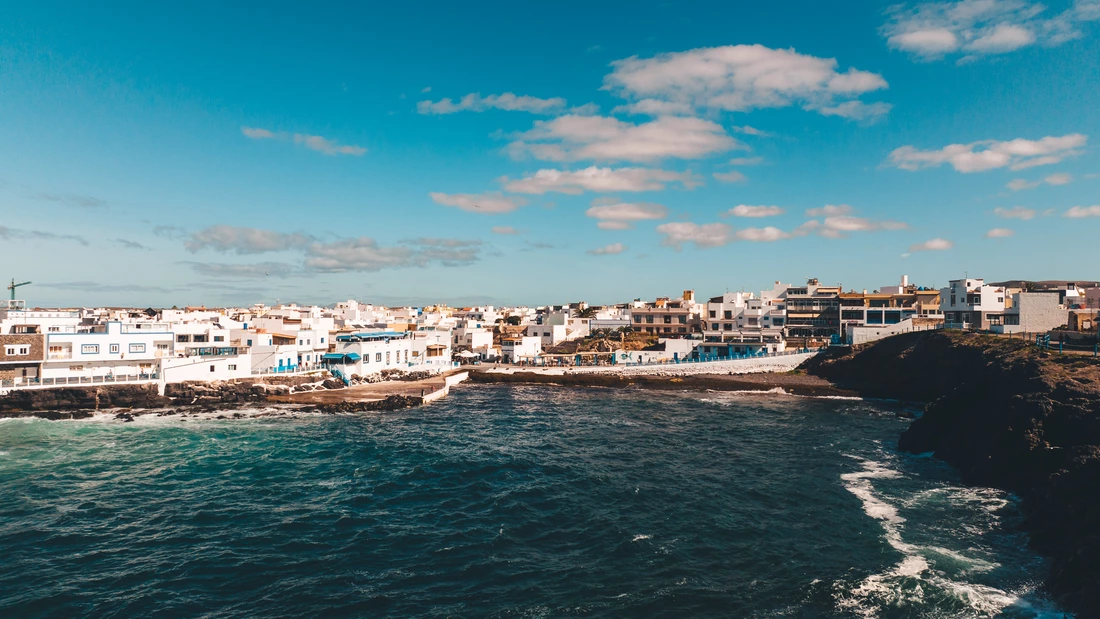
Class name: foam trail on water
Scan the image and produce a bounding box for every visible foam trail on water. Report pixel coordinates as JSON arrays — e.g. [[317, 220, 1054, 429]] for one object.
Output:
[[834, 455, 1052, 618]]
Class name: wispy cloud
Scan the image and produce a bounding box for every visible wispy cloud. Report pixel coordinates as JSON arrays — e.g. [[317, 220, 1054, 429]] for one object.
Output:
[[185, 226, 314, 254], [39, 281, 174, 294], [909, 238, 954, 252], [506, 115, 742, 163], [993, 206, 1037, 220], [587, 242, 627, 256], [183, 261, 301, 279], [501, 166, 701, 195], [35, 193, 107, 209], [114, 238, 151, 250], [1064, 205, 1100, 218], [417, 92, 570, 115], [490, 226, 523, 235], [713, 170, 747, 183], [986, 228, 1014, 238], [728, 205, 783, 218], [728, 156, 766, 165], [241, 126, 367, 156], [656, 222, 734, 249], [0, 225, 88, 246], [429, 192, 527, 214], [586, 197, 668, 229], [889, 134, 1086, 172], [883, 0, 1100, 61]]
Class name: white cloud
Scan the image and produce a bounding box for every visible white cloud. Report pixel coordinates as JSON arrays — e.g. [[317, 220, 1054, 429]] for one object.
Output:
[[1065, 205, 1100, 217], [994, 206, 1037, 219], [736, 226, 791, 242], [506, 114, 741, 163], [731, 126, 772, 137], [792, 206, 908, 238], [1007, 178, 1041, 191], [603, 44, 889, 120], [805, 204, 854, 217], [586, 198, 668, 228], [816, 101, 894, 120], [417, 92, 568, 115], [421, 86, 432, 93], [610, 99, 695, 116], [713, 170, 747, 183], [986, 227, 1015, 238], [241, 127, 276, 139], [729, 205, 783, 218], [728, 156, 765, 165], [656, 222, 734, 249], [241, 126, 366, 156], [304, 237, 480, 272], [1045, 172, 1073, 185], [491, 226, 522, 235], [888, 134, 1086, 172], [909, 238, 954, 252], [429, 191, 527, 214], [883, 0, 1100, 60], [185, 226, 313, 254], [587, 242, 627, 256], [501, 166, 701, 194]]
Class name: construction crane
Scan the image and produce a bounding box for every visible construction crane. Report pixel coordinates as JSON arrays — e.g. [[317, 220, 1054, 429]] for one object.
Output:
[[7, 279, 31, 301]]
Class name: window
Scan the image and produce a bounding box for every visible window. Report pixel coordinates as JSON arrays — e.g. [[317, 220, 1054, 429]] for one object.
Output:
[[645, 315, 654, 324], [634, 316, 642, 323], [129, 343, 146, 353], [81, 344, 99, 354], [139, 363, 153, 371], [193, 335, 207, 343], [663, 316, 672, 324], [321, 338, 325, 343], [386, 351, 391, 364], [228, 364, 237, 370], [156, 343, 169, 350], [247, 339, 253, 346], [678, 315, 687, 324], [724, 324, 732, 331], [724, 310, 732, 319], [4, 345, 30, 356], [298, 340, 303, 346], [210, 365, 216, 372], [375, 353, 382, 362], [70, 365, 84, 371], [49, 326, 60, 332], [176, 334, 191, 343], [110, 344, 120, 354], [748, 318, 759, 326], [709, 311, 716, 318], [214, 335, 225, 342]]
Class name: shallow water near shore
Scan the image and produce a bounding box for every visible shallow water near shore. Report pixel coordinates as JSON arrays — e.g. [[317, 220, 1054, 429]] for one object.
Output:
[[0, 385, 1068, 617]]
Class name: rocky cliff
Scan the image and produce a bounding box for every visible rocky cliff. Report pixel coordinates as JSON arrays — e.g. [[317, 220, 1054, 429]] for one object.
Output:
[[810, 331, 1100, 614]]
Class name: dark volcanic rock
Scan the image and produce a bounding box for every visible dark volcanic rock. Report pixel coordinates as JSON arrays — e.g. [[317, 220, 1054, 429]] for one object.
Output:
[[811, 331, 1100, 614], [311, 394, 422, 413], [0, 384, 170, 415]]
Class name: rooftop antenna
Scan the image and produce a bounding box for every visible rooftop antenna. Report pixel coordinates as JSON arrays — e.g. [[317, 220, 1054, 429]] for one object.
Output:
[[7, 278, 31, 301]]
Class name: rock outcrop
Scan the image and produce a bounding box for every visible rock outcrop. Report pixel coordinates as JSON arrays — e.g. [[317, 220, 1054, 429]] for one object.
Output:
[[0, 384, 170, 417], [810, 330, 1100, 614]]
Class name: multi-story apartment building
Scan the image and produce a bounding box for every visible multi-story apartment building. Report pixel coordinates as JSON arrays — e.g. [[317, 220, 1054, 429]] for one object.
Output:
[[782, 279, 842, 339], [630, 291, 701, 336], [698, 292, 785, 356], [940, 278, 1007, 330]]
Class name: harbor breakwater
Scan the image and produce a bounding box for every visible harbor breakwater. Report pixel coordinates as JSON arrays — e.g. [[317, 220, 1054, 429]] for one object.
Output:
[[809, 330, 1100, 615]]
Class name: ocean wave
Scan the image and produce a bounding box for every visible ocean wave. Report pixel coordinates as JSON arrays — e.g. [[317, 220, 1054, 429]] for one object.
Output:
[[834, 455, 1059, 618]]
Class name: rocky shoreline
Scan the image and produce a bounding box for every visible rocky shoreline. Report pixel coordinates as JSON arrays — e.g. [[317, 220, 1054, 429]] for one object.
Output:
[[467, 367, 861, 398], [809, 330, 1100, 615]]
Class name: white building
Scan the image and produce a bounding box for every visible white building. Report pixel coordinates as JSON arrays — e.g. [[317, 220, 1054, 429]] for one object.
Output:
[[324, 331, 413, 377], [41, 321, 173, 381], [411, 329, 452, 369], [940, 278, 1007, 330], [699, 292, 786, 357], [501, 336, 542, 363]]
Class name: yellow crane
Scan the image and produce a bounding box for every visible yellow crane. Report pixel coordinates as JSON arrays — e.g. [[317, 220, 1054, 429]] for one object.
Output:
[[7, 279, 31, 301]]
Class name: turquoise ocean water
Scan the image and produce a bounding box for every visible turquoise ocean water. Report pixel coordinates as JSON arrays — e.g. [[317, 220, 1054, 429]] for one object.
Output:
[[0, 385, 1068, 617]]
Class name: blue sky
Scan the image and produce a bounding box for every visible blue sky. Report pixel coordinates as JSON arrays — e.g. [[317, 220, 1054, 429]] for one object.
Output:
[[2, 0, 1098, 308]]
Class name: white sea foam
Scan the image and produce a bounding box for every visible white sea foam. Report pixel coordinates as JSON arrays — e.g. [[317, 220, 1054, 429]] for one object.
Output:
[[632, 534, 651, 542], [834, 455, 1039, 618]]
